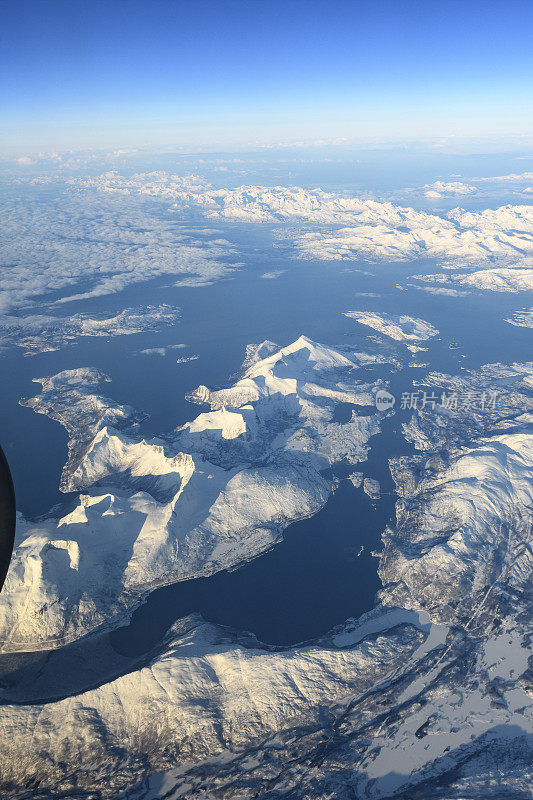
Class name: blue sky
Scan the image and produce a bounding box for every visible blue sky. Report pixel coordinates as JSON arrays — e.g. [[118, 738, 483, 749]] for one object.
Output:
[[1, 0, 533, 153]]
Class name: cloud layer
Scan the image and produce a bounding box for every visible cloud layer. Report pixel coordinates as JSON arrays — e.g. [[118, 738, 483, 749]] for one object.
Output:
[[0, 191, 239, 315]]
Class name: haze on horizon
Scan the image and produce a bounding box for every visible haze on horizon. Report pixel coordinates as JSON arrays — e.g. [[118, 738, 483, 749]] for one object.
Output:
[[1, 0, 533, 155]]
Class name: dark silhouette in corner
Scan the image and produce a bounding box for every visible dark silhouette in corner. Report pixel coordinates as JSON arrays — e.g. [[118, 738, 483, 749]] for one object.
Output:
[[0, 445, 15, 593]]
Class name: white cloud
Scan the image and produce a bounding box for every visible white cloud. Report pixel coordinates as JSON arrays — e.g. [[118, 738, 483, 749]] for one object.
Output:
[[260, 270, 286, 279], [0, 190, 240, 315], [413, 286, 468, 297], [396, 171, 533, 200], [421, 181, 476, 198], [138, 344, 188, 356], [6, 173, 533, 319], [472, 171, 533, 183]]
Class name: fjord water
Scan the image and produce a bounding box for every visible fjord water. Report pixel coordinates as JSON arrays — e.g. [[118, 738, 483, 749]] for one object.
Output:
[[108, 367, 421, 656], [1, 221, 531, 663], [111, 415, 408, 654], [2, 234, 529, 519]]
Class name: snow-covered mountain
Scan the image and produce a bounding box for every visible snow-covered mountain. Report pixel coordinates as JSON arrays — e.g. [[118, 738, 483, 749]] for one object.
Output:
[[0, 337, 531, 799], [0, 337, 383, 651]]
